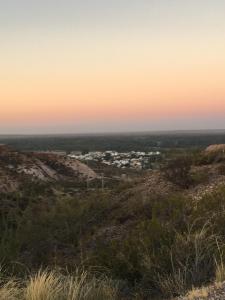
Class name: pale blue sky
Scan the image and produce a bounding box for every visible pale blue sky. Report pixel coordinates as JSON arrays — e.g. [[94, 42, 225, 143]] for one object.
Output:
[[1, 1, 225, 30]]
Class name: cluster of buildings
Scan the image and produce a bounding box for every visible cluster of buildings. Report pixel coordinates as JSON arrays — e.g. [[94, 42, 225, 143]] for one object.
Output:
[[68, 150, 161, 170]]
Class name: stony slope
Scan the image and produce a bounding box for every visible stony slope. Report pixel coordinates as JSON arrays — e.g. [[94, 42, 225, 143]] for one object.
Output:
[[0, 145, 97, 192], [178, 282, 225, 300]]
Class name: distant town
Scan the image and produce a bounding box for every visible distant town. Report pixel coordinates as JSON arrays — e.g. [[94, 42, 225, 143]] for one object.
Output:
[[68, 150, 161, 170]]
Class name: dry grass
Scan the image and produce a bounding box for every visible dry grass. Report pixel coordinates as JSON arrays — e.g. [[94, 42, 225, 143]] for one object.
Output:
[[215, 242, 225, 283], [65, 271, 88, 300], [24, 271, 62, 300], [63, 271, 118, 300], [186, 286, 209, 299], [155, 222, 218, 298], [176, 252, 225, 300], [0, 281, 21, 300], [215, 261, 225, 283], [0, 270, 118, 300], [157, 269, 188, 298]]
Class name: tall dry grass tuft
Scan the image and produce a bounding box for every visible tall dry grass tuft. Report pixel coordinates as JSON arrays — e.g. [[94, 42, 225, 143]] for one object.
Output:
[[214, 240, 225, 283], [215, 261, 225, 283], [157, 268, 188, 298], [24, 270, 63, 300], [156, 222, 218, 298], [215, 251, 225, 283], [0, 269, 118, 300], [64, 271, 118, 300], [65, 271, 88, 300]]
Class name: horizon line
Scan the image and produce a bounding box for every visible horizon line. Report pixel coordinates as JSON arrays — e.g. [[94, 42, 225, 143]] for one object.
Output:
[[1, 128, 225, 138]]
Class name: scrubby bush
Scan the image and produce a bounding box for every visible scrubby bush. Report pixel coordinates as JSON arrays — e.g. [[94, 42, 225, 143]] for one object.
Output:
[[162, 156, 193, 188], [87, 189, 225, 298], [2, 180, 225, 298]]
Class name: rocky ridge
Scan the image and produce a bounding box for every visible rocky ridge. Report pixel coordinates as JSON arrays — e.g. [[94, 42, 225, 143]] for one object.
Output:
[[0, 145, 97, 193]]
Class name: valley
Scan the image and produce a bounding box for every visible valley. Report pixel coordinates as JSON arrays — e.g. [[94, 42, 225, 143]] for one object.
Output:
[[1, 138, 225, 299]]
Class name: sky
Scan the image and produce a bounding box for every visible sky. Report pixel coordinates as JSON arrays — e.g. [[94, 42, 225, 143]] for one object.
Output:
[[1, 0, 225, 134]]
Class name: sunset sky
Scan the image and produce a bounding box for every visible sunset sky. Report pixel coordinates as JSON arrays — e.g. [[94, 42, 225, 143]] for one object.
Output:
[[1, 0, 225, 133]]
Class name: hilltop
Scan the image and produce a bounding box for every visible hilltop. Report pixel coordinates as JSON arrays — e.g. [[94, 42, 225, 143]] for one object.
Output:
[[0, 145, 97, 193]]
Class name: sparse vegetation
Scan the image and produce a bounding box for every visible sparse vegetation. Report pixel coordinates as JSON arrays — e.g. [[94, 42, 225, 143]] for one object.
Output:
[[1, 146, 225, 298]]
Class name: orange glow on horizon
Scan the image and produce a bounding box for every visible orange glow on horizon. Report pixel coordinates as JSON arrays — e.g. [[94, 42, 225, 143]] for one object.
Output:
[[1, 6, 225, 131]]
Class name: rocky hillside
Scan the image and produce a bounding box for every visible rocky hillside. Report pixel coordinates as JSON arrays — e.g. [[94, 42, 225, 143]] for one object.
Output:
[[205, 144, 225, 153], [0, 145, 97, 193]]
